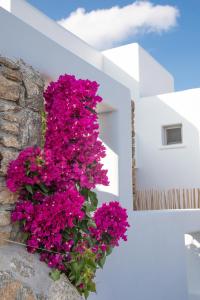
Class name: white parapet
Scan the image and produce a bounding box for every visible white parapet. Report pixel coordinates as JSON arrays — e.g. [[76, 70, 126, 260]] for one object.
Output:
[[103, 43, 174, 99], [0, 0, 103, 69]]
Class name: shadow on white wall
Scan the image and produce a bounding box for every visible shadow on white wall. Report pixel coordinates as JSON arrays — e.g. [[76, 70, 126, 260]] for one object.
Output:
[[185, 232, 200, 300]]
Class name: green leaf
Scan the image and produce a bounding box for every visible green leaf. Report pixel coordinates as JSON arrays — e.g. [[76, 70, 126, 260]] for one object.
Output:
[[84, 236, 95, 247], [88, 281, 96, 293], [106, 246, 113, 256], [22, 219, 26, 226], [86, 259, 97, 270], [102, 232, 112, 244], [75, 276, 84, 287], [89, 191, 98, 203], [39, 183, 49, 194], [26, 170, 31, 176], [21, 232, 29, 243], [98, 255, 106, 269], [85, 105, 97, 114], [69, 273, 75, 281], [80, 188, 89, 198], [89, 191, 98, 210], [84, 289, 90, 299], [25, 185, 33, 194], [50, 269, 61, 281], [82, 205, 91, 216], [85, 210, 91, 217], [71, 262, 80, 274], [87, 220, 96, 228], [62, 230, 70, 240], [74, 231, 82, 245], [80, 219, 90, 233]]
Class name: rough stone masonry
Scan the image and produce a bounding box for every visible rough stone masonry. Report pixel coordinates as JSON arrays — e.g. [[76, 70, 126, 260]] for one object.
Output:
[[0, 56, 44, 245], [0, 244, 82, 300], [0, 56, 82, 299]]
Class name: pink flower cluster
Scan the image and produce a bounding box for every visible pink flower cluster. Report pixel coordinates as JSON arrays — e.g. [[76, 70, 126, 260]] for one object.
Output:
[[91, 201, 130, 247], [6, 74, 129, 297], [12, 189, 84, 248], [6, 146, 43, 193], [44, 75, 109, 190]]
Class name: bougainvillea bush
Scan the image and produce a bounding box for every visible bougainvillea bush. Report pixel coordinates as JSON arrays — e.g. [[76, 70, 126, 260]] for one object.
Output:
[[6, 74, 129, 298]]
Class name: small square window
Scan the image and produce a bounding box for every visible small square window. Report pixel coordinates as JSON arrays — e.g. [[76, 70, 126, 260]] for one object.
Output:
[[163, 124, 182, 145]]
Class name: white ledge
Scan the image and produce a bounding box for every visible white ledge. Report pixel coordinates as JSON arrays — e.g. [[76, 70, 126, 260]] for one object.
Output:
[[159, 144, 186, 150]]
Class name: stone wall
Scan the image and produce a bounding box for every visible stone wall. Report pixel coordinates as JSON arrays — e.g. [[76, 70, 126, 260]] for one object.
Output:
[[0, 56, 44, 245], [0, 245, 82, 300], [132, 101, 136, 209], [0, 56, 82, 300]]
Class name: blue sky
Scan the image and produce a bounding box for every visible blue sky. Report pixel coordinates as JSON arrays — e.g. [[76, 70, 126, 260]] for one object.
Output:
[[27, 0, 200, 92]]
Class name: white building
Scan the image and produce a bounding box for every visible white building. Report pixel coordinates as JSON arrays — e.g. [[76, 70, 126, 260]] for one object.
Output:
[[1, 1, 200, 299]]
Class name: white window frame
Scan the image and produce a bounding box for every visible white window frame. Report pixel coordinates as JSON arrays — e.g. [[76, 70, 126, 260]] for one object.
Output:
[[162, 124, 183, 146]]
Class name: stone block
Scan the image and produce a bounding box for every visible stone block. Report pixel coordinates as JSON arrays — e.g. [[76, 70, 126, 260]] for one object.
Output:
[[0, 111, 21, 123], [0, 176, 6, 188], [0, 75, 21, 101], [0, 135, 20, 149], [19, 59, 44, 111], [10, 222, 23, 243], [0, 230, 11, 246], [0, 120, 19, 135], [19, 109, 42, 147], [0, 188, 18, 205], [0, 56, 19, 70], [0, 211, 11, 226], [0, 279, 22, 299], [0, 100, 20, 113], [1, 65, 22, 82], [0, 245, 83, 299], [0, 147, 19, 175], [19, 94, 44, 112], [0, 55, 44, 245]]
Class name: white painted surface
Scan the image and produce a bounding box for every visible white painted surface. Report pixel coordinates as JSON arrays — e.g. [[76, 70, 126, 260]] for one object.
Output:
[[98, 112, 119, 198], [0, 0, 137, 97], [103, 43, 174, 99], [189, 295, 200, 300], [0, 0, 103, 69], [138, 46, 174, 97], [103, 44, 140, 82], [102, 55, 139, 101], [136, 88, 200, 189], [0, 0, 174, 101], [185, 233, 200, 299], [0, 0, 10, 10], [91, 210, 200, 300], [103, 44, 140, 100]]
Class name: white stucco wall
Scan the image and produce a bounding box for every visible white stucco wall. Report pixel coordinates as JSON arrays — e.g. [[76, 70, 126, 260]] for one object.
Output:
[[91, 209, 200, 300], [0, 0, 103, 69], [0, 0, 135, 98], [0, 1, 174, 109], [138, 46, 174, 97], [103, 43, 174, 100], [103, 44, 140, 100], [185, 233, 200, 300], [136, 88, 200, 189], [102, 55, 139, 101], [103, 44, 140, 82]]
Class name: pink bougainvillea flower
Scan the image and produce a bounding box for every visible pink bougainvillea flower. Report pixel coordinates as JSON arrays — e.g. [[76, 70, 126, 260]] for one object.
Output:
[[6, 74, 129, 298], [91, 201, 130, 246]]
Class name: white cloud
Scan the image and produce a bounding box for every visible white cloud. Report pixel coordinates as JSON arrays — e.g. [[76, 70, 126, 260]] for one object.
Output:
[[58, 1, 179, 49]]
